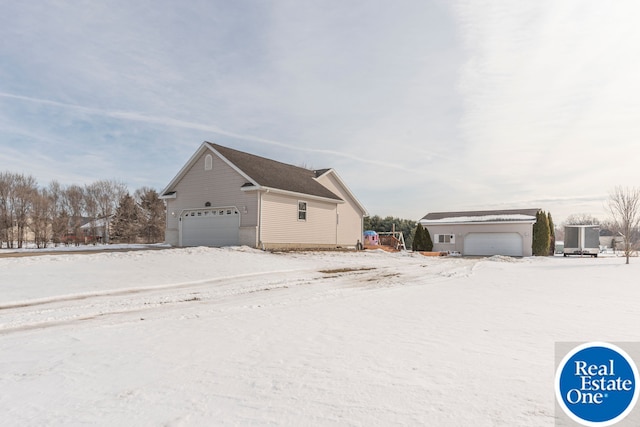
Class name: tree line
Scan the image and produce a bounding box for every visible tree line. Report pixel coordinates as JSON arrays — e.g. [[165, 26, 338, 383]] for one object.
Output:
[[0, 172, 165, 249], [363, 215, 416, 249]]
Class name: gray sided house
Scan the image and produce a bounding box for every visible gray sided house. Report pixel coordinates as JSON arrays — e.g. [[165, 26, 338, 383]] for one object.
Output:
[[419, 208, 540, 257], [161, 142, 368, 249]]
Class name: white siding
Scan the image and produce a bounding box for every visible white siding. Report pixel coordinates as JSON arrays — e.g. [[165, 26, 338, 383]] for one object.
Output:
[[165, 150, 259, 246], [315, 173, 364, 247], [423, 222, 534, 257], [260, 192, 337, 246]]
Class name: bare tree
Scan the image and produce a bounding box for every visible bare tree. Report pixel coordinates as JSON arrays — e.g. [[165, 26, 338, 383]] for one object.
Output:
[[0, 172, 15, 248], [30, 188, 53, 248], [0, 173, 133, 248], [563, 213, 601, 226], [63, 185, 85, 246], [84, 183, 100, 244], [48, 181, 68, 246], [608, 186, 640, 264], [92, 180, 127, 243], [6, 174, 38, 248]]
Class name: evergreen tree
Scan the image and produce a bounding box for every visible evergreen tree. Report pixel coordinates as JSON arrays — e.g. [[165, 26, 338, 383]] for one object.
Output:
[[412, 223, 425, 251], [411, 223, 433, 251], [111, 193, 141, 243], [424, 225, 433, 251], [135, 187, 165, 243], [532, 210, 550, 256], [547, 212, 556, 255]]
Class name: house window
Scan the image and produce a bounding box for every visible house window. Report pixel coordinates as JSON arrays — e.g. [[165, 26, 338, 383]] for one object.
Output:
[[205, 154, 213, 171], [298, 201, 307, 221], [437, 234, 455, 244]]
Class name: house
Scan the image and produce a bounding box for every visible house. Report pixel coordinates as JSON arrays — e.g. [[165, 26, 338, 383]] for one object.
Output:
[[161, 142, 368, 249], [599, 228, 624, 251], [419, 208, 540, 257], [79, 216, 111, 244]]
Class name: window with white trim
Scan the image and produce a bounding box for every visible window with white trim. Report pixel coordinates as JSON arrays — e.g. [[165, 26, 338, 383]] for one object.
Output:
[[204, 154, 213, 171], [436, 234, 455, 244], [298, 201, 307, 221]]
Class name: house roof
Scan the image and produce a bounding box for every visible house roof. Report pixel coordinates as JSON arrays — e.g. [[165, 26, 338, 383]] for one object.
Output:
[[207, 143, 343, 201], [420, 208, 540, 224], [161, 142, 344, 202]]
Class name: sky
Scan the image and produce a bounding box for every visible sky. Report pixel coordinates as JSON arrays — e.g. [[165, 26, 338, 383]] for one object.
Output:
[[2, 0, 640, 225]]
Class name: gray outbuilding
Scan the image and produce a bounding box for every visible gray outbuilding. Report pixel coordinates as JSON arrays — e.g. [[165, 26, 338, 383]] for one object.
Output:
[[419, 208, 540, 257]]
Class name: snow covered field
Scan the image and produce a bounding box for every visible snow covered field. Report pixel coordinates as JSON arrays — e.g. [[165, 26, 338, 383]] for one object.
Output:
[[1, 247, 639, 426]]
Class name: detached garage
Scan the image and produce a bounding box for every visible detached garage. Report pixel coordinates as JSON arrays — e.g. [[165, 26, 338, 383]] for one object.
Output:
[[161, 142, 368, 249], [419, 209, 540, 257]]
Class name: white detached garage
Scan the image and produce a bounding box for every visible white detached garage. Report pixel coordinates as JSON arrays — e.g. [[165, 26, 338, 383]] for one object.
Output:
[[161, 142, 368, 249], [419, 209, 540, 257]]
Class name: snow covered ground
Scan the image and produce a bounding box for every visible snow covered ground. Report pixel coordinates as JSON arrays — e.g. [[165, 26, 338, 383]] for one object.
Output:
[[1, 246, 639, 426]]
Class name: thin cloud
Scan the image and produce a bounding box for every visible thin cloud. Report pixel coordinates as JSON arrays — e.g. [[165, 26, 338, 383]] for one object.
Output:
[[1, 91, 418, 174], [2, 1, 639, 223]]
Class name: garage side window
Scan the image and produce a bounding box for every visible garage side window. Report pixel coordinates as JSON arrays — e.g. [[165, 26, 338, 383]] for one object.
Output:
[[436, 234, 455, 244], [298, 201, 307, 221], [205, 154, 213, 171]]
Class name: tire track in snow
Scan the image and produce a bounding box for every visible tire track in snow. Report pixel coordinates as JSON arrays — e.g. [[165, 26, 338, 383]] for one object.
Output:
[[0, 267, 394, 335], [0, 268, 315, 311], [0, 257, 479, 335], [0, 268, 326, 335]]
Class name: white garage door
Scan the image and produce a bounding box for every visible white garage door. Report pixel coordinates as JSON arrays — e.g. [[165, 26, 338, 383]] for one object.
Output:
[[180, 208, 240, 247], [464, 232, 523, 257]]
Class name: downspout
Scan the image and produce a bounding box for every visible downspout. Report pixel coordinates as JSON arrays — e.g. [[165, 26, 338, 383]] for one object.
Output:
[[163, 200, 169, 244], [258, 189, 266, 250], [335, 206, 339, 246], [258, 191, 262, 249]]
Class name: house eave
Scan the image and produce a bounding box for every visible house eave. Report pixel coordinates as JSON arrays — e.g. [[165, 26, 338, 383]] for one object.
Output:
[[160, 192, 177, 200], [316, 168, 368, 216], [258, 186, 344, 204]]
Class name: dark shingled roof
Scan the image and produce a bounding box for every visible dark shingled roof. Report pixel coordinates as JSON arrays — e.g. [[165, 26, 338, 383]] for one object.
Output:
[[421, 208, 540, 221], [207, 142, 342, 201]]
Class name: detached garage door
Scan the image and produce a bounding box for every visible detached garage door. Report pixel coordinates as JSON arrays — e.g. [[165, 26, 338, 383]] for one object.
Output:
[[464, 233, 523, 257], [180, 208, 240, 247]]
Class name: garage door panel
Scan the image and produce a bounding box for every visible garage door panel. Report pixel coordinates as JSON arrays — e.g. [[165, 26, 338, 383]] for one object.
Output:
[[181, 209, 240, 247], [464, 232, 523, 256]]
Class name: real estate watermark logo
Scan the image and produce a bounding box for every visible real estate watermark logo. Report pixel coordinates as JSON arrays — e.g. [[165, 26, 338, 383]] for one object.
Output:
[[555, 342, 639, 426]]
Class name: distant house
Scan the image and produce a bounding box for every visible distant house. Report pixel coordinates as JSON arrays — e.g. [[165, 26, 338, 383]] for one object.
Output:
[[419, 208, 540, 257], [161, 142, 368, 249], [599, 228, 624, 250], [79, 216, 111, 244]]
